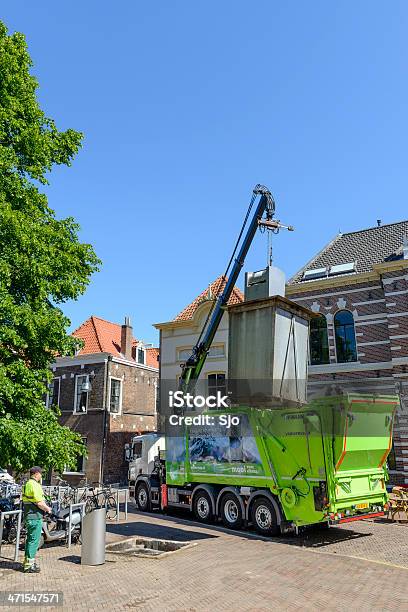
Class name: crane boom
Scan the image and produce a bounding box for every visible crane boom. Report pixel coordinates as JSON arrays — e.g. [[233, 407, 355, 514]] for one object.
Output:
[[179, 184, 277, 391]]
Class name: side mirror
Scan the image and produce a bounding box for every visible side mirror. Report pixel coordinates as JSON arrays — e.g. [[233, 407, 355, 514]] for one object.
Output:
[[124, 444, 132, 462]]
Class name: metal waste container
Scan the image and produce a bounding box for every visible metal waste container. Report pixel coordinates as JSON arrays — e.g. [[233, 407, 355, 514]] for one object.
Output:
[[81, 508, 106, 565]]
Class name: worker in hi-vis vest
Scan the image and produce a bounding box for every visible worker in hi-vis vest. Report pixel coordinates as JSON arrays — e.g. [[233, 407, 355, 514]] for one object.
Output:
[[22, 466, 51, 573]]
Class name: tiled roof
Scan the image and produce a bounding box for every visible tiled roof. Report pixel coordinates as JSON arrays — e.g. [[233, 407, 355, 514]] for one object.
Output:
[[289, 221, 408, 284], [174, 276, 244, 321], [72, 316, 159, 368], [146, 347, 159, 368]]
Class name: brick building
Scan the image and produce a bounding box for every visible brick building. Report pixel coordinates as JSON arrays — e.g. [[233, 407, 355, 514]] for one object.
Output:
[[49, 316, 159, 485], [286, 221, 408, 485]]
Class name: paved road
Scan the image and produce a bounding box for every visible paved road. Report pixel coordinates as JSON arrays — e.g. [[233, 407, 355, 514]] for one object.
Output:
[[1, 509, 408, 611]]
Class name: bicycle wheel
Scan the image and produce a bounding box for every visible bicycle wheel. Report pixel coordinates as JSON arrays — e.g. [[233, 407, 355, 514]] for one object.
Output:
[[105, 495, 117, 520], [96, 492, 117, 520], [85, 497, 97, 514]]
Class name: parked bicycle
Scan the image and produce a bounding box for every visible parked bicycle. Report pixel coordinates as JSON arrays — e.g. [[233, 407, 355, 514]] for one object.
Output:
[[0, 490, 24, 544], [82, 483, 117, 519], [57, 481, 117, 519]]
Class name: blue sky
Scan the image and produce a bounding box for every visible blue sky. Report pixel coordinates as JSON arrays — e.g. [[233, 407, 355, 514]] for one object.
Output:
[[2, 2, 408, 344]]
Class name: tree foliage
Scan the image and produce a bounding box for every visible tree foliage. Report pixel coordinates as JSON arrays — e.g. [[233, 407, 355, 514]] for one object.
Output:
[[0, 21, 100, 473]]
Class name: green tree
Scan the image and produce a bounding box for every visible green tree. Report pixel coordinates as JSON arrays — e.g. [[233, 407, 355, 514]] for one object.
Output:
[[0, 21, 100, 474]]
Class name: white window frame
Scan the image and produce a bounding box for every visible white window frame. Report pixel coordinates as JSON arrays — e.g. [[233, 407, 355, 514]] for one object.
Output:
[[207, 344, 226, 359], [207, 371, 227, 395], [177, 347, 192, 362], [177, 344, 225, 362], [136, 344, 146, 365], [109, 376, 123, 415], [74, 374, 89, 414], [46, 377, 61, 409]]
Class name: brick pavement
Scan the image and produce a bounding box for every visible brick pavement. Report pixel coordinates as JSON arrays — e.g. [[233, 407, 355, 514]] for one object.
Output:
[[1, 509, 408, 611]]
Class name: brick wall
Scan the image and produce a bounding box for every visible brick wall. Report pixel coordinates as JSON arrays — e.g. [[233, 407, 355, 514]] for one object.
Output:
[[289, 267, 408, 485], [59, 411, 104, 485], [52, 356, 158, 485], [104, 413, 156, 484], [56, 362, 106, 413], [107, 361, 157, 416]]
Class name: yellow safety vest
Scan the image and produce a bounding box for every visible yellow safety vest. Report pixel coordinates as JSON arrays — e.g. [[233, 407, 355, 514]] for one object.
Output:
[[22, 478, 44, 519]]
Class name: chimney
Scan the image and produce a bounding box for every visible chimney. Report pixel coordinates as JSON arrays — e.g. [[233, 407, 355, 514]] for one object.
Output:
[[377, 219, 382, 227], [121, 316, 133, 360]]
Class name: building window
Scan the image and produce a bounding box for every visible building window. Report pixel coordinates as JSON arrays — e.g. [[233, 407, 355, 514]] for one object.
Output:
[[178, 348, 192, 361], [64, 438, 87, 474], [178, 344, 225, 362], [309, 315, 329, 365], [74, 374, 89, 414], [137, 347, 145, 365], [208, 344, 225, 358], [47, 377, 60, 408], [208, 373, 227, 397], [109, 377, 122, 414], [334, 310, 357, 363], [387, 443, 397, 471]]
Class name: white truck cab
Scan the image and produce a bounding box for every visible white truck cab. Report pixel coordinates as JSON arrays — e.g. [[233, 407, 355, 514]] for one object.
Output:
[[125, 434, 165, 501]]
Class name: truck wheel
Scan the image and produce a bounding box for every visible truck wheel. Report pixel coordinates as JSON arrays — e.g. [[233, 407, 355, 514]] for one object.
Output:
[[251, 497, 279, 536], [193, 491, 214, 523], [316, 521, 330, 531], [136, 483, 151, 512], [219, 493, 243, 530]]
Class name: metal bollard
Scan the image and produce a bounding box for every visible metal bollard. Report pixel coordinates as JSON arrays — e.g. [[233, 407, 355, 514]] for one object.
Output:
[[81, 508, 106, 565]]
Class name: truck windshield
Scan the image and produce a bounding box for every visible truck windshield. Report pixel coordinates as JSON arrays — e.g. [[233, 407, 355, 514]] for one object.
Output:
[[133, 442, 142, 459]]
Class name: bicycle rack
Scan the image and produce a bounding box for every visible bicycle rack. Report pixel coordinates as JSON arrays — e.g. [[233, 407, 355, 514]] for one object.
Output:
[[0, 509, 22, 562], [68, 502, 86, 549], [107, 488, 129, 522], [114, 488, 129, 522]]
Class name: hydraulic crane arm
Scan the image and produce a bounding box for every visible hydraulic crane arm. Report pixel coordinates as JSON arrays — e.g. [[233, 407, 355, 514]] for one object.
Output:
[[179, 184, 287, 392]]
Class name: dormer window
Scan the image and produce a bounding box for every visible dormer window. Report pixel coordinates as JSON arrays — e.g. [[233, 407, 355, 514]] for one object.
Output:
[[137, 346, 146, 365]]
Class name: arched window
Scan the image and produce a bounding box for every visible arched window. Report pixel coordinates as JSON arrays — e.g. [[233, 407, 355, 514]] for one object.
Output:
[[334, 310, 357, 363], [309, 315, 329, 365]]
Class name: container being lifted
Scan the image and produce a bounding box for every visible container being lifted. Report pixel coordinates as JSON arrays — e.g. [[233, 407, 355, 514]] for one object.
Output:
[[228, 295, 315, 407]]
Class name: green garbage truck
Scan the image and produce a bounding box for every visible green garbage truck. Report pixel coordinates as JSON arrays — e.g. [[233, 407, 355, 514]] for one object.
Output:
[[126, 185, 397, 535], [127, 392, 396, 535]]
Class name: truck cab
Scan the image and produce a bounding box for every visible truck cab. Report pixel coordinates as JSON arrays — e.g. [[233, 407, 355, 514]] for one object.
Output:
[[126, 434, 165, 502]]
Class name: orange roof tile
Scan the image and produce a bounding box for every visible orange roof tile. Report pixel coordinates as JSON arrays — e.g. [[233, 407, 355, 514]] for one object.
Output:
[[146, 347, 159, 368], [174, 276, 244, 321], [72, 316, 159, 368]]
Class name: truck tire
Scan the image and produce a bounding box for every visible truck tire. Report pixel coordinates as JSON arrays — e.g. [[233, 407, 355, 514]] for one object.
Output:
[[251, 497, 279, 537], [192, 490, 214, 523], [135, 482, 151, 512], [219, 493, 243, 530]]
